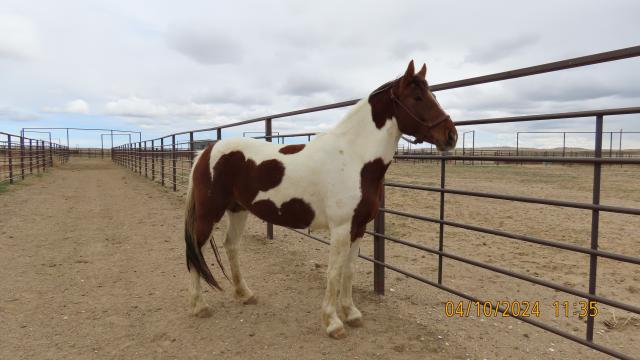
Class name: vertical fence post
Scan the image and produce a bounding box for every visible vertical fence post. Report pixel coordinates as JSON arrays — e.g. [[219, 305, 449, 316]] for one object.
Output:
[[265, 119, 274, 240], [144, 141, 148, 178], [34, 140, 38, 173], [49, 141, 53, 167], [161, 138, 165, 187], [472, 130, 475, 166], [171, 135, 176, 191], [373, 184, 386, 294], [462, 132, 466, 160], [20, 136, 25, 180], [189, 132, 194, 163], [151, 139, 155, 181], [41, 140, 46, 172], [586, 115, 603, 342], [217, 128, 222, 141], [609, 131, 613, 158], [36, 140, 40, 174], [29, 139, 33, 174], [110, 130, 114, 161], [137, 142, 141, 174], [438, 157, 446, 284], [8, 135, 13, 184], [189, 132, 194, 186], [134, 143, 137, 171]]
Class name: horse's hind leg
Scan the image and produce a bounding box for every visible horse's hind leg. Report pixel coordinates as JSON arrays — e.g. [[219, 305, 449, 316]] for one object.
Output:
[[190, 265, 212, 318], [224, 209, 256, 304]]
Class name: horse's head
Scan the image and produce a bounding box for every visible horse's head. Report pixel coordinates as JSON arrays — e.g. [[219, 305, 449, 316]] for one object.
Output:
[[372, 60, 457, 151]]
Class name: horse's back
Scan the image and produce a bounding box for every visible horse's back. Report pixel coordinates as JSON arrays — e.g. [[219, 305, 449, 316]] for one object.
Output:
[[209, 137, 280, 161]]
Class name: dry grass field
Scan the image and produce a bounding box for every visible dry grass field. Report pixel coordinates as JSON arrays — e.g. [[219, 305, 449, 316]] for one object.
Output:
[[1, 158, 638, 359]]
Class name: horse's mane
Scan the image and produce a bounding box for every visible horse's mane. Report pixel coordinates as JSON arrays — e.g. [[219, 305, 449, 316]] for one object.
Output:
[[370, 77, 399, 96]]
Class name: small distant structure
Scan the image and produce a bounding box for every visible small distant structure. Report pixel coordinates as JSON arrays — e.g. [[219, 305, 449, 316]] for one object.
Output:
[[192, 139, 217, 151]]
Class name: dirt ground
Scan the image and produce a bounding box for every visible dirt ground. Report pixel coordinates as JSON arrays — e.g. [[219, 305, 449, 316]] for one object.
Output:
[[1, 158, 638, 359]]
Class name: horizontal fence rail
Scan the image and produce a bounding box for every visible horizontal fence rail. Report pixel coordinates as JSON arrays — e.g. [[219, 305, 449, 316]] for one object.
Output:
[[111, 46, 640, 359], [0, 132, 69, 186]]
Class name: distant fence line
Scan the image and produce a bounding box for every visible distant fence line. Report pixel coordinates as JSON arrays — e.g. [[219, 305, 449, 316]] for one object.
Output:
[[394, 147, 640, 166], [67, 148, 112, 158], [0, 132, 69, 185], [111, 46, 640, 359]]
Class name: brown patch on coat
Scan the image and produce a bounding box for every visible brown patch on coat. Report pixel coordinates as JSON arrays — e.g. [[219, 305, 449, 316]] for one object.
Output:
[[350, 158, 390, 241], [251, 198, 315, 228], [192, 144, 223, 246], [279, 144, 305, 155], [368, 87, 395, 129], [208, 151, 315, 229]]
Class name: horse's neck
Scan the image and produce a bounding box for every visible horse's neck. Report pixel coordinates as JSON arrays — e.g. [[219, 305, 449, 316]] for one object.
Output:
[[326, 99, 401, 163]]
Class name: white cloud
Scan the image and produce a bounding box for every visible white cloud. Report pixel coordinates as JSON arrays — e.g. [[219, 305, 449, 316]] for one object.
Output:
[[165, 24, 242, 65], [43, 99, 90, 114], [105, 97, 218, 119], [0, 14, 40, 60], [465, 34, 539, 64], [65, 99, 90, 113], [0, 106, 39, 122]]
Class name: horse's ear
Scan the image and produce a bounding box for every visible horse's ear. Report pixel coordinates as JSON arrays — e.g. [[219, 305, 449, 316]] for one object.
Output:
[[399, 60, 415, 90], [417, 63, 427, 79], [404, 60, 415, 79]]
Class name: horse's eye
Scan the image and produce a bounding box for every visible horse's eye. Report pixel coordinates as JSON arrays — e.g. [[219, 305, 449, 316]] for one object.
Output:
[[414, 96, 422, 101]]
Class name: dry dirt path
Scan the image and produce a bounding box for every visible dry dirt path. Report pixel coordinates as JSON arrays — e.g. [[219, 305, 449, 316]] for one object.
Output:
[[0, 158, 465, 360]]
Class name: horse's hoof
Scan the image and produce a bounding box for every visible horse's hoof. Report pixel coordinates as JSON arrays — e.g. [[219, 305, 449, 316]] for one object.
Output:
[[328, 327, 347, 339], [345, 318, 363, 328], [194, 305, 212, 318], [243, 295, 258, 305]]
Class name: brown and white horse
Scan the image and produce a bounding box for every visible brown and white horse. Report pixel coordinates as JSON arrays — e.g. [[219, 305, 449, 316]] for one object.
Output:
[[184, 60, 457, 338]]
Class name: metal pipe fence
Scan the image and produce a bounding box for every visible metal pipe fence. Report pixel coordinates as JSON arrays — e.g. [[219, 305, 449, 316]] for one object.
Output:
[[0, 132, 70, 185], [111, 45, 640, 359]]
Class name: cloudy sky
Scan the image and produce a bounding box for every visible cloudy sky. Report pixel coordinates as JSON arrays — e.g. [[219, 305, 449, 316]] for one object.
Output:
[[1, 0, 639, 149]]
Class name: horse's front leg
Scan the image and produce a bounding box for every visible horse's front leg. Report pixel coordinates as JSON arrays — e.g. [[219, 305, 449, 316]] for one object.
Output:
[[339, 238, 363, 327], [322, 223, 351, 339]]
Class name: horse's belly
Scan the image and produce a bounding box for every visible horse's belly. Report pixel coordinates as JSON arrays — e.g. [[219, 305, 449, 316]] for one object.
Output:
[[309, 213, 328, 231]]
